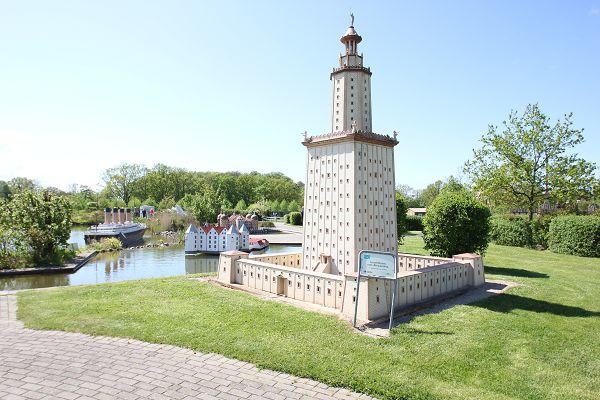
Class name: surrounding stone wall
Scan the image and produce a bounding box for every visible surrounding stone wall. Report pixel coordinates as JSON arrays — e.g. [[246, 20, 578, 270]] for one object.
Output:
[[218, 251, 485, 322], [397, 253, 453, 271], [249, 252, 302, 269], [219, 252, 345, 310]]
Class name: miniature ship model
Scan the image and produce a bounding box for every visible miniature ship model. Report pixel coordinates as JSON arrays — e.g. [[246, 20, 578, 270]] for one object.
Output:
[[84, 208, 147, 247]]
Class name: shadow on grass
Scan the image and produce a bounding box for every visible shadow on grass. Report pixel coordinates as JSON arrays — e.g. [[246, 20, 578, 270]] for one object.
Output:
[[485, 265, 549, 279], [402, 328, 453, 335], [473, 293, 600, 318]]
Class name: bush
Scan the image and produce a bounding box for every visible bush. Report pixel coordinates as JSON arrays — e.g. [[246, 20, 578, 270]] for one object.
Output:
[[396, 193, 408, 243], [489, 216, 532, 247], [283, 214, 290, 224], [87, 237, 123, 252], [258, 221, 275, 228], [531, 215, 553, 248], [406, 215, 423, 231], [548, 216, 600, 257], [0, 191, 72, 268], [288, 212, 303, 225], [423, 190, 491, 257]]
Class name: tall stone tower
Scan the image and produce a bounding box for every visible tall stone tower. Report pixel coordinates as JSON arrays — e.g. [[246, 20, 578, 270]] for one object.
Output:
[[302, 16, 398, 276]]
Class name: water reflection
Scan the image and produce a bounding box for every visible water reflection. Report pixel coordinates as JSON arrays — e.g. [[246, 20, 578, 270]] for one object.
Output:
[[0, 243, 300, 291]]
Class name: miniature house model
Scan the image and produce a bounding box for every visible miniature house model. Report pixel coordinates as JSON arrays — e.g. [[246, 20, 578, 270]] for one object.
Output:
[[185, 222, 249, 254], [218, 18, 485, 322]]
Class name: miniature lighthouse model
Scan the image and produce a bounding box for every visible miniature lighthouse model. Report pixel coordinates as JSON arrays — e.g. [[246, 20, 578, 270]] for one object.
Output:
[[301, 14, 398, 275], [217, 16, 485, 323]]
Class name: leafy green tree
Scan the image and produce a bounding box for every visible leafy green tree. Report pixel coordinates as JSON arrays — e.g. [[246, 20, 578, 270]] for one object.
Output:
[[423, 190, 491, 257], [235, 199, 247, 212], [180, 189, 221, 224], [8, 177, 38, 193], [102, 163, 147, 205], [247, 200, 271, 215], [142, 197, 157, 207], [220, 198, 233, 212], [0, 181, 11, 200], [158, 196, 176, 210], [419, 180, 444, 207], [465, 104, 598, 221], [128, 196, 142, 208], [396, 184, 421, 207], [395, 192, 408, 243], [288, 200, 301, 212], [279, 200, 289, 213], [0, 191, 72, 266], [440, 176, 464, 194]]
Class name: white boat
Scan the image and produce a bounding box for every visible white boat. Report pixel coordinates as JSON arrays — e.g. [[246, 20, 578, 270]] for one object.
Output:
[[84, 208, 146, 247]]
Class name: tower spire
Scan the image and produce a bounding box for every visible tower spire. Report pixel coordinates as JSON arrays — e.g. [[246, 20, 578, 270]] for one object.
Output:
[[331, 16, 371, 133]]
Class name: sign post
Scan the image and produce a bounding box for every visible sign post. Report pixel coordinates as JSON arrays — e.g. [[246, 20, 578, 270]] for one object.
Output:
[[353, 250, 397, 330]]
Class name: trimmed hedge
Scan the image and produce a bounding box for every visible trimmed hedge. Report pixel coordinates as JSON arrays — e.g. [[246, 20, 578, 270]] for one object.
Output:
[[548, 216, 600, 257], [490, 216, 531, 247], [406, 215, 423, 231], [288, 211, 303, 226], [489, 215, 556, 249]]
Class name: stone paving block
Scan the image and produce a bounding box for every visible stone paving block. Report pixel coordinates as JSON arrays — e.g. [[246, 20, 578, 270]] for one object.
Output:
[[0, 294, 375, 400]]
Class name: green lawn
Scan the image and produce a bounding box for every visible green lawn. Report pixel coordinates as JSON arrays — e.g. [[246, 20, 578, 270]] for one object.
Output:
[[17, 236, 600, 400]]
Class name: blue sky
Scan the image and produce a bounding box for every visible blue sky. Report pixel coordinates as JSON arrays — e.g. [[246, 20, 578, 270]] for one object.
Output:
[[1, 1, 599, 191]]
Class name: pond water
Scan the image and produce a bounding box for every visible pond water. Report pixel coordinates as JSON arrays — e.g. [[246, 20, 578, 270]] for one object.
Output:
[[0, 228, 300, 292]]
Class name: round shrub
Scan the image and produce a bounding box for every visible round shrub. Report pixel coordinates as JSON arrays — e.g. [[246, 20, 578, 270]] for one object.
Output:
[[489, 216, 531, 247], [423, 190, 491, 257], [288, 211, 303, 226], [548, 216, 600, 257], [283, 214, 290, 224]]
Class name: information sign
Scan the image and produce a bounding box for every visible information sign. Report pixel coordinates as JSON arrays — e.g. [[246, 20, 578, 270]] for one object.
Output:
[[353, 250, 398, 330], [359, 251, 397, 279]]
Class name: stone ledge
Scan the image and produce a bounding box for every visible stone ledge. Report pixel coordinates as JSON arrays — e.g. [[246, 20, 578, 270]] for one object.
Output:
[[0, 251, 97, 276]]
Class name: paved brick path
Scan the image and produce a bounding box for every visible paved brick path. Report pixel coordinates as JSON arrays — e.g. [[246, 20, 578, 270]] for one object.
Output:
[[0, 295, 375, 400]]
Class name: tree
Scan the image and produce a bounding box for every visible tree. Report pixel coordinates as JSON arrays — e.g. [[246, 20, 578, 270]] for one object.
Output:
[[0, 181, 11, 200], [235, 199, 247, 212], [465, 104, 598, 221], [423, 190, 491, 257], [0, 191, 72, 266], [180, 189, 221, 224], [8, 177, 38, 193], [158, 196, 176, 210], [288, 200, 301, 212], [419, 180, 443, 207], [102, 164, 147, 205], [279, 200, 289, 213], [442, 176, 465, 194], [395, 192, 408, 243], [396, 184, 421, 207]]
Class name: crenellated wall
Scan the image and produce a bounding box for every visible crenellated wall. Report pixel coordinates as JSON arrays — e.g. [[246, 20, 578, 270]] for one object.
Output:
[[248, 252, 302, 269], [397, 253, 453, 271], [218, 250, 485, 322]]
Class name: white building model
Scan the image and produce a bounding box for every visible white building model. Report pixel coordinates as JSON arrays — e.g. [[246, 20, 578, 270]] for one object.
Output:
[[218, 17, 486, 323], [185, 222, 249, 254]]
